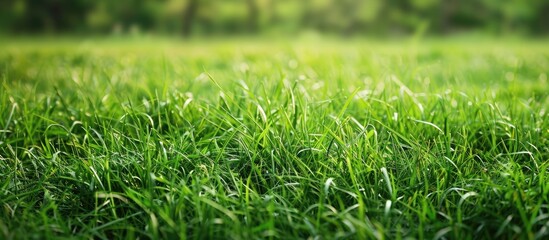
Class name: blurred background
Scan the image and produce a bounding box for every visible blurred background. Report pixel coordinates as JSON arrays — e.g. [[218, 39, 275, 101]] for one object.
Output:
[[0, 0, 548, 37]]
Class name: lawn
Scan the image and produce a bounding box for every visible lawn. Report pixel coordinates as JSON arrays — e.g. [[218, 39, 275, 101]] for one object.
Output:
[[1, 37, 548, 239]]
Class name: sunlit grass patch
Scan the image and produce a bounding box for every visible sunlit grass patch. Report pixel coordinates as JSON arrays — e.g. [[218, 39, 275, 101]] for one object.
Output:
[[1, 38, 548, 239]]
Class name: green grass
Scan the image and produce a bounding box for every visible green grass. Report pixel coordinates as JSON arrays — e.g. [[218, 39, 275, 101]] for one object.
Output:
[[1, 37, 548, 239]]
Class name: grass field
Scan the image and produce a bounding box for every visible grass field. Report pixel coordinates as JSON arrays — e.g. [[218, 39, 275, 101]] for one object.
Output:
[[1, 37, 548, 239]]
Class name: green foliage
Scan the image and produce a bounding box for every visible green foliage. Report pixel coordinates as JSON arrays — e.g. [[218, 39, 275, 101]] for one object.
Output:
[[1, 0, 549, 35], [0, 38, 549, 239]]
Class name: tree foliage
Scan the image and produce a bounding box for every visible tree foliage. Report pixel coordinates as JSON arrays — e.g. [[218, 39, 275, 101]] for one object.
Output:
[[1, 0, 547, 35]]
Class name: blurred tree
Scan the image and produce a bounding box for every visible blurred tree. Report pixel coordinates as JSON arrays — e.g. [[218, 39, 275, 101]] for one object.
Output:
[[438, 0, 458, 33], [246, 0, 259, 32], [0, 0, 547, 36], [181, 0, 198, 36], [3, 0, 91, 33], [86, 1, 113, 33], [532, 1, 549, 34], [182, 0, 198, 36]]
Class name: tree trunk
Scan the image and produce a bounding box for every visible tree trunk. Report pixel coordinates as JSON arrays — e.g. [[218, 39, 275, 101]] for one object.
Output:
[[182, 0, 198, 37], [537, 3, 549, 34], [439, 0, 457, 34], [246, 0, 259, 32]]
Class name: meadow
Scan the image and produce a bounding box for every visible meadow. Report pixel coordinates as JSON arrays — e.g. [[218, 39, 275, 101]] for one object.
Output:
[[1, 37, 548, 239]]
